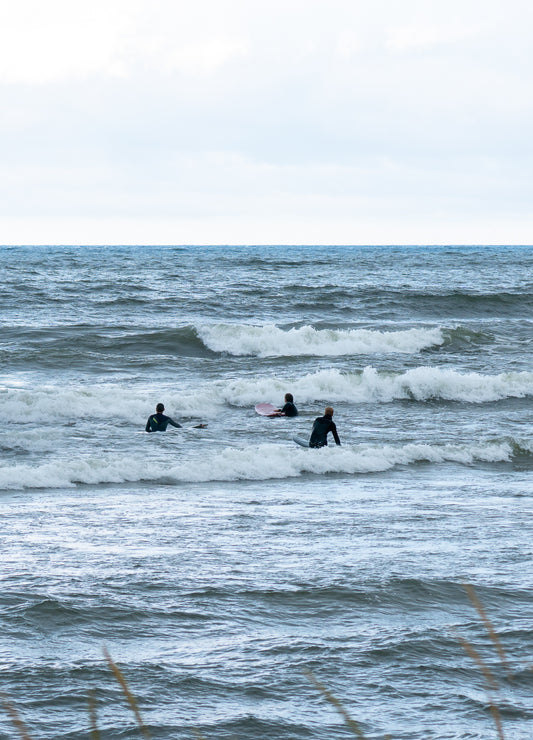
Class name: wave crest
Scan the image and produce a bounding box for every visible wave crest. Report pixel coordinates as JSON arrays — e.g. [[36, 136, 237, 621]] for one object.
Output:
[[225, 366, 533, 406], [197, 324, 445, 357], [0, 440, 519, 490], [1, 366, 531, 426]]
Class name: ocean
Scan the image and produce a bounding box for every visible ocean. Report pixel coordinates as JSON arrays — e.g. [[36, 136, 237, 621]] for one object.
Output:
[[0, 244, 531, 739]]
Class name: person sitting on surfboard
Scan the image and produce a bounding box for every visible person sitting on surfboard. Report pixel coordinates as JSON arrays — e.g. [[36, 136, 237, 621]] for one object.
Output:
[[276, 393, 298, 417], [309, 406, 341, 447], [145, 403, 182, 432]]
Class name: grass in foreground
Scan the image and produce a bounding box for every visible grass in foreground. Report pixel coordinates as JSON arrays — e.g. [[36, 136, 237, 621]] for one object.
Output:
[[1, 585, 526, 739]]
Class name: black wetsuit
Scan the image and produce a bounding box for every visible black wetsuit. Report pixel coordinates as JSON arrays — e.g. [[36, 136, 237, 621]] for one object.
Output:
[[309, 413, 340, 448], [280, 401, 298, 417], [145, 413, 182, 432]]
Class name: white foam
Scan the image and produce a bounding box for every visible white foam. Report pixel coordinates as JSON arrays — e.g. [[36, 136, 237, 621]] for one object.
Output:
[[196, 323, 445, 357], [224, 366, 533, 406], [0, 384, 221, 424], [0, 440, 515, 490], [0, 366, 531, 426]]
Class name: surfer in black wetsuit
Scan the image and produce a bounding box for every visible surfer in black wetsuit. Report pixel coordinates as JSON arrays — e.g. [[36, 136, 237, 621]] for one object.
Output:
[[309, 406, 341, 448], [145, 403, 182, 432], [276, 393, 298, 417]]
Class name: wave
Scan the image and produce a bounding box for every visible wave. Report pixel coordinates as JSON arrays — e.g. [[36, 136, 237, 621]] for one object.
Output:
[[442, 325, 493, 349], [1, 366, 532, 425], [223, 366, 533, 406], [196, 324, 445, 357], [0, 383, 214, 425], [0, 440, 522, 490], [365, 289, 533, 315], [1, 322, 512, 367], [264, 286, 533, 319], [2, 322, 444, 364], [1, 325, 217, 362]]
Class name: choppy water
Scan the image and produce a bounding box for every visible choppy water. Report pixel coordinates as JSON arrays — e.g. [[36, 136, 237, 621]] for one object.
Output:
[[0, 245, 532, 739]]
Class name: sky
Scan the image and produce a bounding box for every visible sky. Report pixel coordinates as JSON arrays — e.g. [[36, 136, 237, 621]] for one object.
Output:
[[1, 0, 532, 245]]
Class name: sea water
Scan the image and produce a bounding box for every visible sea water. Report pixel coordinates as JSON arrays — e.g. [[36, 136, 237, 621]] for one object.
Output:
[[0, 245, 531, 739]]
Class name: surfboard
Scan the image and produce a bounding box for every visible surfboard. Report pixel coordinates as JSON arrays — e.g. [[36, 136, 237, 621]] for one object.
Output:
[[255, 402, 279, 417], [293, 436, 309, 448]]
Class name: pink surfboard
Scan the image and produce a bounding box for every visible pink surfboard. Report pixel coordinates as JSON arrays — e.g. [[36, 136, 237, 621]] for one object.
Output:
[[255, 403, 280, 417]]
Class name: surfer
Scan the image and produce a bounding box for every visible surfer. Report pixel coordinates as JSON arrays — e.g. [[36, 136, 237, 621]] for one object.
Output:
[[309, 406, 341, 448], [145, 403, 182, 432], [276, 393, 298, 417]]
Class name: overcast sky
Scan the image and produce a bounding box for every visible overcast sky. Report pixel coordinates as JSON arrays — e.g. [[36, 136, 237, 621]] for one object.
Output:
[[1, 0, 532, 244]]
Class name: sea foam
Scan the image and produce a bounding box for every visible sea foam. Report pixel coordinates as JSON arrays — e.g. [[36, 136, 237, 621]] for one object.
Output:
[[1, 366, 532, 425], [0, 440, 516, 490], [223, 366, 533, 406], [196, 323, 445, 357]]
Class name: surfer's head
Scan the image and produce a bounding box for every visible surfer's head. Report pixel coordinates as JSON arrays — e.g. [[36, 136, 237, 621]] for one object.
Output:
[[285, 393, 294, 403], [325, 406, 334, 417], [156, 403, 165, 413]]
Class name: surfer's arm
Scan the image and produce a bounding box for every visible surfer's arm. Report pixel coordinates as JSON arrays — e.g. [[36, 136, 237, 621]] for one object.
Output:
[[145, 417, 153, 432], [331, 423, 341, 446], [167, 417, 182, 428]]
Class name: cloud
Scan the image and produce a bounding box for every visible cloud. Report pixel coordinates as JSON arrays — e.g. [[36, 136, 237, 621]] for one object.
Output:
[[0, 1, 128, 84], [0, 0, 253, 84], [385, 24, 477, 53], [0, 0, 532, 243]]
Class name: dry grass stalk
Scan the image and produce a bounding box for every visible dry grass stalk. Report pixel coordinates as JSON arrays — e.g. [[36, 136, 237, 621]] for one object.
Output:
[[88, 689, 101, 740], [0, 694, 33, 740], [456, 583, 516, 740], [103, 650, 207, 740], [455, 634, 499, 691], [304, 669, 367, 738], [463, 584, 511, 677], [453, 633, 504, 740], [103, 647, 151, 739]]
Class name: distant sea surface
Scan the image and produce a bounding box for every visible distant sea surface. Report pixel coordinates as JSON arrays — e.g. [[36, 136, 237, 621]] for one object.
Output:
[[0, 245, 532, 739]]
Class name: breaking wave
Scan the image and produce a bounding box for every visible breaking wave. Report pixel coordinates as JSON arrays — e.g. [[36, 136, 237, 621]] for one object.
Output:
[[1, 366, 532, 425], [0, 440, 522, 490], [196, 324, 445, 357], [2, 323, 450, 368], [223, 366, 533, 406]]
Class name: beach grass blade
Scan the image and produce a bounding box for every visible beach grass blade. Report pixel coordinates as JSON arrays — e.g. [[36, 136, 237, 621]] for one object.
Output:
[[0, 694, 33, 740], [88, 689, 101, 740], [463, 584, 511, 678], [304, 669, 367, 738], [103, 647, 151, 739]]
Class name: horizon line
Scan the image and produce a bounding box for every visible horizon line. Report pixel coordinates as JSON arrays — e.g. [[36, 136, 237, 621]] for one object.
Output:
[[1, 243, 532, 248]]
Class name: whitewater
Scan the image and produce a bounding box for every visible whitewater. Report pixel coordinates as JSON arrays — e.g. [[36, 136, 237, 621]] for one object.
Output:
[[0, 245, 531, 740]]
